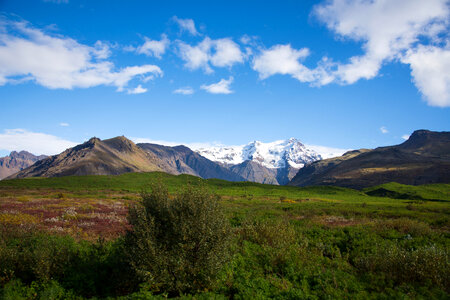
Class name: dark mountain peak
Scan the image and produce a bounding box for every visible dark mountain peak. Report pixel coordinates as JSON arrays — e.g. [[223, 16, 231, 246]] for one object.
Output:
[[0, 151, 47, 180], [406, 129, 449, 143], [398, 130, 450, 156], [138, 142, 245, 182], [9, 151, 19, 157], [8, 150, 44, 160], [88, 137, 101, 144], [103, 136, 137, 152], [172, 145, 191, 153], [290, 129, 450, 189]]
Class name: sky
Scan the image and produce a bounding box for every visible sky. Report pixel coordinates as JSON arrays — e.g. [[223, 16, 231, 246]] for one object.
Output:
[[0, 0, 449, 156]]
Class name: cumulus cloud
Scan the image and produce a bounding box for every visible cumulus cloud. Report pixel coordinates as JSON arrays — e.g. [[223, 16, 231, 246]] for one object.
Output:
[[380, 126, 388, 134], [173, 87, 194, 95], [252, 44, 337, 86], [251, 0, 450, 107], [127, 84, 147, 94], [314, 0, 449, 82], [172, 16, 199, 36], [177, 37, 243, 73], [201, 77, 234, 94], [0, 19, 162, 91], [252, 44, 313, 81], [0, 129, 78, 155], [59, 122, 69, 127], [401, 45, 450, 107], [312, 0, 450, 105], [136, 34, 169, 59]]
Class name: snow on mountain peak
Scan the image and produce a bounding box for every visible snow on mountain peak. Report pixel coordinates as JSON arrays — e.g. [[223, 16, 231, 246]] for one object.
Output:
[[196, 138, 322, 169]]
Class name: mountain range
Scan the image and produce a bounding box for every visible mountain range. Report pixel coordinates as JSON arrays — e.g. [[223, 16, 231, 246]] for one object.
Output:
[[197, 138, 323, 184], [4, 130, 449, 189], [289, 130, 450, 189], [0, 151, 47, 180], [6, 137, 324, 185], [7, 137, 245, 181]]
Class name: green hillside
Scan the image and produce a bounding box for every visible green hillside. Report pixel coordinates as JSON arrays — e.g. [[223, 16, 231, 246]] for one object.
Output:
[[0, 172, 449, 299]]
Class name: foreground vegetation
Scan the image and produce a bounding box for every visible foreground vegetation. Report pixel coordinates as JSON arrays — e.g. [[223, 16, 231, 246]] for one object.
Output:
[[0, 172, 449, 299]]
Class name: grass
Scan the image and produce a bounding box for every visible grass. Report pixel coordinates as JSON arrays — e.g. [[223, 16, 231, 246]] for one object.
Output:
[[0, 172, 449, 298], [0, 172, 449, 240]]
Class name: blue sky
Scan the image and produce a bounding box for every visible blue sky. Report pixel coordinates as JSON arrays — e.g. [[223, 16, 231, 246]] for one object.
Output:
[[0, 0, 449, 156]]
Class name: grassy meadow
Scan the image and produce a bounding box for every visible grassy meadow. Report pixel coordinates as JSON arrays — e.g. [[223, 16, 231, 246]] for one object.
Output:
[[0, 172, 449, 299]]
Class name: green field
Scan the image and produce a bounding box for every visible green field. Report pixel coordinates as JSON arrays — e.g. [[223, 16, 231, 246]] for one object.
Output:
[[0, 172, 449, 299]]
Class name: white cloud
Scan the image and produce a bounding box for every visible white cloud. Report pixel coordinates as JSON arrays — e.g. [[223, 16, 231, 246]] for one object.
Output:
[[173, 87, 194, 95], [380, 126, 389, 134], [401, 45, 450, 107], [0, 129, 78, 155], [93, 40, 111, 59], [201, 77, 234, 94], [313, 0, 450, 89], [252, 44, 313, 81], [240, 35, 251, 45], [210, 38, 244, 67], [250, 0, 450, 107], [304, 144, 349, 159], [172, 16, 199, 36], [177, 37, 243, 73], [136, 34, 169, 59], [59, 122, 69, 127], [127, 84, 147, 94], [178, 38, 212, 72], [0, 19, 162, 91], [401, 134, 410, 140]]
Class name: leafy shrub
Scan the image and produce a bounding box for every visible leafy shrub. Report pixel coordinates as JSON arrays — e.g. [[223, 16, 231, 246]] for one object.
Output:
[[0, 279, 79, 300], [355, 244, 449, 290], [376, 218, 432, 236], [0, 224, 79, 284], [124, 182, 231, 296], [238, 219, 298, 249]]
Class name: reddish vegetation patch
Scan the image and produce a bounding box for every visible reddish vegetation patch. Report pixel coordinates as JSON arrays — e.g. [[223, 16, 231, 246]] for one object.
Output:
[[0, 187, 134, 240], [310, 215, 370, 227]]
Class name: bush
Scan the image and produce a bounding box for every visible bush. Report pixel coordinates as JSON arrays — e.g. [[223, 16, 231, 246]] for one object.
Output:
[[355, 244, 449, 290], [0, 224, 79, 285], [124, 182, 231, 296]]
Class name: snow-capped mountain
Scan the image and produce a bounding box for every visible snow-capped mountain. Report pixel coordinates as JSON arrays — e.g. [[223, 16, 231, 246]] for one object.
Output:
[[197, 138, 322, 170]]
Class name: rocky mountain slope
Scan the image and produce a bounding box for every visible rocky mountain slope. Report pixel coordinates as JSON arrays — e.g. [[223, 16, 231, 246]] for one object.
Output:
[[8, 137, 163, 178], [137, 143, 245, 181], [8, 137, 245, 182], [197, 138, 322, 184], [0, 151, 47, 179], [289, 130, 450, 189]]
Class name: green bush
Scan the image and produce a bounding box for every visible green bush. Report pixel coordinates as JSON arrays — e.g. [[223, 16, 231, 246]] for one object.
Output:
[[124, 182, 231, 296], [0, 224, 78, 285], [356, 244, 449, 290]]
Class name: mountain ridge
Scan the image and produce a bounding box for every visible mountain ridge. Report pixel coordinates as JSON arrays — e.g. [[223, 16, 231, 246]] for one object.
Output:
[[289, 130, 450, 189], [7, 137, 245, 182], [197, 138, 324, 184], [0, 151, 47, 180]]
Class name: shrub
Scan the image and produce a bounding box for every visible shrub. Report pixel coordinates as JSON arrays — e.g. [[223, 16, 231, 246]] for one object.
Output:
[[355, 244, 449, 290], [376, 218, 432, 236], [238, 219, 298, 249], [124, 182, 231, 296], [0, 224, 79, 285]]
